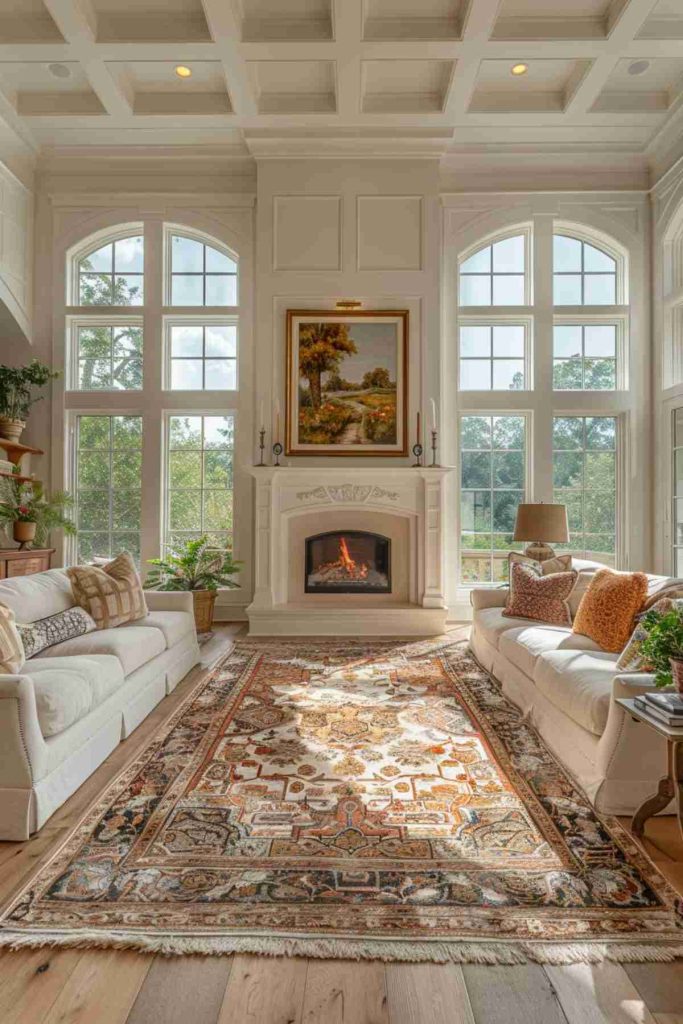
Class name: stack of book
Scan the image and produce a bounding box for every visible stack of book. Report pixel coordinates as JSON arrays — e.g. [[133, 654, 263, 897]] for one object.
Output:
[[634, 691, 683, 727]]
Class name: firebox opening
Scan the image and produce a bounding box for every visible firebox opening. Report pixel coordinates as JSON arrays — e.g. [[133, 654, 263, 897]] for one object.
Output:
[[305, 530, 391, 594]]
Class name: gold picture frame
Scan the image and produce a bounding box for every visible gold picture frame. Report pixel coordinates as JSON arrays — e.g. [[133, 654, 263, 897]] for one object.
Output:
[[285, 309, 409, 457]]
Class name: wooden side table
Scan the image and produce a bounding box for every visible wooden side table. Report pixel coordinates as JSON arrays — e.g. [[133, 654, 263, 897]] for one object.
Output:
[[616, 697, 683, 841], [0, 548, 54, 579]]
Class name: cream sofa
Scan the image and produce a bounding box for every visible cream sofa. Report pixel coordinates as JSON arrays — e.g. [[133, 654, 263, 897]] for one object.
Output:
[[469, 571, 673, 817], [0, 569, 200, 841]]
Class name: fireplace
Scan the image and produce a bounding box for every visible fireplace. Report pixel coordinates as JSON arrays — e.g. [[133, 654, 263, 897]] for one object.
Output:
[[305, 530, 391, 594]]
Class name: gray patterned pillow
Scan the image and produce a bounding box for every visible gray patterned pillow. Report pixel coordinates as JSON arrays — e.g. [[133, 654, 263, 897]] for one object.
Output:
[[17, 607, 97, 659]]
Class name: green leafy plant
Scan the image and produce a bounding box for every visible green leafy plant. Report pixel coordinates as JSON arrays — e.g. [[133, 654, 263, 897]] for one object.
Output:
[[145, 536, 241, 592], [0, 360, 60, 423], [0, 469, 76, 545], [638, 608, 683, 688]]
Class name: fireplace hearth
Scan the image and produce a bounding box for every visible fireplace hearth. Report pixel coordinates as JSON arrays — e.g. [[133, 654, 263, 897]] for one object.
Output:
[[305, 530, 391, 594]]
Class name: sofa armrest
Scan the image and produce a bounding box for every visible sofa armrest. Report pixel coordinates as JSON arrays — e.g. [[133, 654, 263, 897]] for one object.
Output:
[[0, 674, 47, 787], [470, 587, 509, 611], [145, 591, 195, 616], [612, 672, 659, 700]]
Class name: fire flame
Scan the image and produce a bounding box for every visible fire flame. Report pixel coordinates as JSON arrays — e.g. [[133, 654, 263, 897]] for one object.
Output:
[[319, 536, 369, 579]]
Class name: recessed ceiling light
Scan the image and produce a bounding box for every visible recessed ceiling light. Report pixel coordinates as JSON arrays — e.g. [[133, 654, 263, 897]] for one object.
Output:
[[628, 60, 650, 76], [511, 63, 528, 76], [175, 65, 192, 79], [47, 63, 71, 79]]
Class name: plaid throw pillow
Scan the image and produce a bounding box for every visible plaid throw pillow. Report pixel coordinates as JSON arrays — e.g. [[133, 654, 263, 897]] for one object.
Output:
[[67, 552, 148, 630]]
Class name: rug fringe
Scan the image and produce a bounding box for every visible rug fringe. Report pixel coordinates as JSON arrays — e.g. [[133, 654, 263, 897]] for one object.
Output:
[[1, 930, 682, 964]]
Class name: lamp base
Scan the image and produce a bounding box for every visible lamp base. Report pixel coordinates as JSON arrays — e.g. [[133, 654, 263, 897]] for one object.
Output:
[[523, 541, 556, 562]]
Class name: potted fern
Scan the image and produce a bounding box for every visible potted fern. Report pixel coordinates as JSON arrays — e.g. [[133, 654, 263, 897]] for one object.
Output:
[[639, 607, 683, 691], [145, 536, 241, 633], [0, 470, 76, 549], [0, 360, 60, 443]]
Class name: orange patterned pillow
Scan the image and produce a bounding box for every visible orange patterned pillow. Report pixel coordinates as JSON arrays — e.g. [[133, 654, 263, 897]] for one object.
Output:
[[503, 561, 577, 626], [572, 569, 648, 653]]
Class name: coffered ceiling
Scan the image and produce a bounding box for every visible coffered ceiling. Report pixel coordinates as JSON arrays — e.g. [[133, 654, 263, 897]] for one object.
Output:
[[0, 0, 682, 183]]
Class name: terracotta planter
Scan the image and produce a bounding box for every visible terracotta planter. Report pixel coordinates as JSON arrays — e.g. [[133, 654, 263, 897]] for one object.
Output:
[[192, 589, 216, 634], [13, 520, 36, 549], [0, 417, 25, 443], [670, 657, 683, 694]]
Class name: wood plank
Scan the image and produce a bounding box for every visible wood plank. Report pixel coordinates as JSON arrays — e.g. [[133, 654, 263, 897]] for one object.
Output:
[[385, 962, 474, 1024], [217, 954, 307, 1024], [41, 950, 151, 1024], [0, 949, 83, 1024], [301, 959, 389, 1024], [462, 964, 568, 1024], [126, 954, 233, 1024], [654, 1015, 683, 1023], [545, 963, 656, 1023], [624, 962, 683, 1014]]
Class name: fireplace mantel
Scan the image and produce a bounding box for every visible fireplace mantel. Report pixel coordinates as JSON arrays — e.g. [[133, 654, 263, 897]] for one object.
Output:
[[246, 466, 452, 636]]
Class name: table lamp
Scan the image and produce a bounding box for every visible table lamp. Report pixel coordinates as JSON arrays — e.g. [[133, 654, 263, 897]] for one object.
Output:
[[513, 503, 569, 561]]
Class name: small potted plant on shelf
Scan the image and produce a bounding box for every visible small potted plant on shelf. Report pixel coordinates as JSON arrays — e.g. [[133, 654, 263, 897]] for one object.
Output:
[[0, 360, 60, 443], [145, 536, 241, 633], [639, 607, 683, 691], [0, 469, 76, 549]]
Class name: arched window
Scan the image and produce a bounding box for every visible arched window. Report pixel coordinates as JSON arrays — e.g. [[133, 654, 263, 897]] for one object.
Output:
[[455, 219, 628, 584], [65, 221, 240, 567]]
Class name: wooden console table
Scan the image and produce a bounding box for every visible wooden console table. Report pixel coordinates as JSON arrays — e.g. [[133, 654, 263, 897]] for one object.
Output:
[[0, 548, 54, 579], [617, 697, 683, 842]]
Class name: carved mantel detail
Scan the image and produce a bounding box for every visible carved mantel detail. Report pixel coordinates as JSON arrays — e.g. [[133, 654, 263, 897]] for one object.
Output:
[[296, 483, 399, 504]]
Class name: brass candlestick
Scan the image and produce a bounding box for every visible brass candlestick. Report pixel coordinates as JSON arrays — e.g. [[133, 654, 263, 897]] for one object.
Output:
[[430, 429, 439, 467], [257, 428, 266, 466]]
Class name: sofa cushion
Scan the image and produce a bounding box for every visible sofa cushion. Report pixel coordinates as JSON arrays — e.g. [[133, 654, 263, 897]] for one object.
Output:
[[23, 655, 124, 737], [533, 649, 620, 736], [573, 569, 648, 653], [0, 603, 24, 674], [67, 552, 148, 630], [474, 607, 541, 649], [499, 624, 602, 679], [34, 625, 165, 677], [504, 561, 576, 626], [127, 609, 194, 648], [0, 569, 74, 623], [17, 607, 96, 658]]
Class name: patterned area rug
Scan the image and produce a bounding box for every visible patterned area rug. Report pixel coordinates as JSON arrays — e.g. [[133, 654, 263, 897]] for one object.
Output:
[[2, 637, 683, 964]]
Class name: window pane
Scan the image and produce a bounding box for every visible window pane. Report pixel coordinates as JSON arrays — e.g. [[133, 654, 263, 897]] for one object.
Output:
[[459, 414, 526, 586], [492, 324, 524, 357], [172, 275, 203, 305], [172, 235, 204, 272], [584, 358, 615, 390], [205, 324, 237, 357], [553, 358, 583, 390], [492, 235, 524, 272], [460, 360, 491, 390], [554, 275, 582, 305], [584, 324, 616, 357], [82, 243, 112, 273], [460, 275, 491, 305], [80, 273, 113, 305], [79, 359, 111, 389], [492, 275, 524, 305], [75, 415, 142, 565], [206, 247, 237, 273], [554, 324, 581, 358], [584, 243, 615, 273], [584, 274, 616, 305], [114, 236, 143, 273], [553, 235, 581, 272], [460, 246, 491, 274], [492, 359, 524, 390], [460, 325, 491, 358], [206, 275, 236, 306], [165, 414, 235, 554], [553, 415, 616, 562], [171, 360, 203, 390], [206, 359, 236, 389], [171, 324, 203, 356]]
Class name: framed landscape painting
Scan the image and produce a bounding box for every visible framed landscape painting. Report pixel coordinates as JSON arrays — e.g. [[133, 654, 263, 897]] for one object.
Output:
[[285, 309, 408, 456]]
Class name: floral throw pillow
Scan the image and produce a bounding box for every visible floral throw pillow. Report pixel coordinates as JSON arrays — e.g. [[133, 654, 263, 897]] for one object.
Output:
[[16, 606, 96, 659], [503, 561, 577, 626]]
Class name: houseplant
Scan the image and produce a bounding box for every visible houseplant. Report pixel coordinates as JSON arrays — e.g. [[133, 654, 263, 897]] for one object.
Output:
[[638, 607, 683, 691], [145, 536, 241, 633], [0, 469, 76, 549], [0, 360, 60, 442]]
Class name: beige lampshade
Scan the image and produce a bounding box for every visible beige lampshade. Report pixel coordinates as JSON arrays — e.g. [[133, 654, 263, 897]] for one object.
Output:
[[513, 503, 569, 543]]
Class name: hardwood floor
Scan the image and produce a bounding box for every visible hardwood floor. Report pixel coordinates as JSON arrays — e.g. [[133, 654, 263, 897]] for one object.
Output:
[[1, 623, 683, 1024]]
